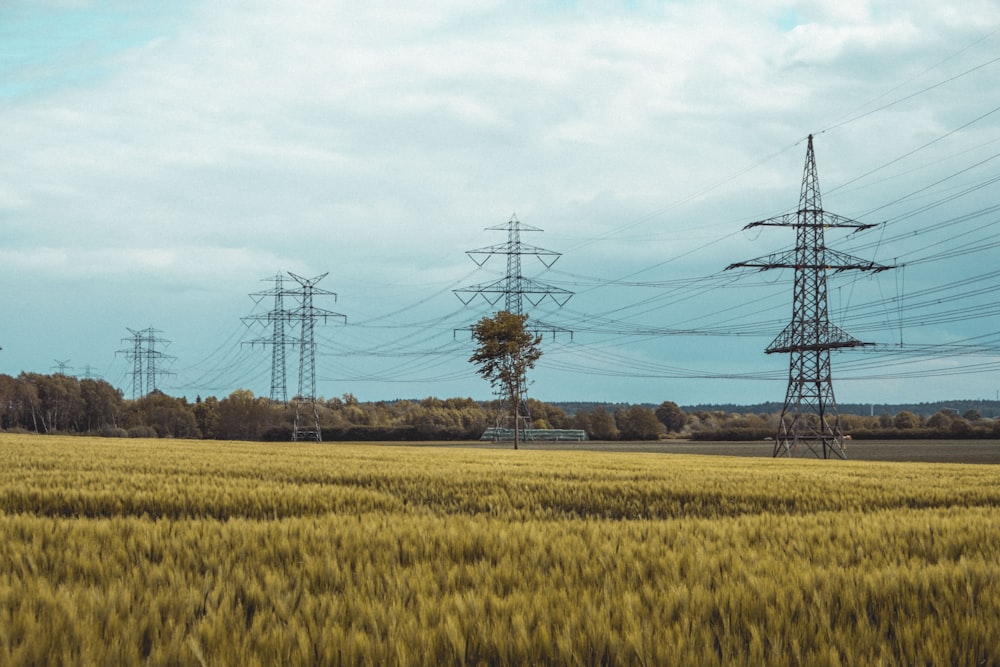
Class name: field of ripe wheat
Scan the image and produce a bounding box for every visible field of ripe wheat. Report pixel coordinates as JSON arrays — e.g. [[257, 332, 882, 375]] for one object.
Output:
[[1, 434, 999, 665]]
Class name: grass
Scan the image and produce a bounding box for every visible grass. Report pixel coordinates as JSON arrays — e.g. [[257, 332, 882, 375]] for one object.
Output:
[[1, 434, 999, 665]]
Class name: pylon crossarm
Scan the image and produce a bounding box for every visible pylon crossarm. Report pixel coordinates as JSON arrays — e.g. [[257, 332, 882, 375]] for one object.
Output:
[[524, 289, 574, 308], [743, 213, 797, 230], [455, 277, 572, 305], [484, 218, 543, 233], [821, 213, 879, 231], [310, 309, 346, 323], [727, 247, 891, 273], [527, 320, 574, 340], [467, 243, 561, 258], [512, 276, 572, 294], [766, 340, 871, 354], [765, 320, 869, 353], [725, 249, 798, 271], [744, 211, 879, 231], [823, 248, 895, 273], [453, 285, 505, 306], [287, 271, 328, 285]]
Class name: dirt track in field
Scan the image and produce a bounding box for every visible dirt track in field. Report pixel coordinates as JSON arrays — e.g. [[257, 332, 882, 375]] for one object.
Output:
[[415, 439, 1000, 464]]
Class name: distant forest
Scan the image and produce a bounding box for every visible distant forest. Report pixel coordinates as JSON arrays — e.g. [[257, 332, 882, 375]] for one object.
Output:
[[553, 400, 1000, 420], [2, 372, 999, 441]]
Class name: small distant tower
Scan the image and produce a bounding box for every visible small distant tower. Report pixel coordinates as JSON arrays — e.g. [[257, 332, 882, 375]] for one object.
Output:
[[51, 359, 73, 376], [116, 327, 175, 399], [454, 214, 573, 441], [244, 273, 292, 405], [727, 135, 892, 458]]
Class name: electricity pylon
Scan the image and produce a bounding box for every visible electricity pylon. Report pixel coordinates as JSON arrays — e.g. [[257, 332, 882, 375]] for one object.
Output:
[[454, 213, 573, 441], [455, 213, 574, 325], [51, 359, 73, 376], [727, 135, 892, 458], [243, 273, 292, 404], [116, 327, 175, 399], [286, 272, 345, 442]]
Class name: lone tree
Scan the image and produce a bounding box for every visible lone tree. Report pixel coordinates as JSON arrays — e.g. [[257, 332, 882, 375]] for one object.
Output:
[[469, 310, 543, 449]]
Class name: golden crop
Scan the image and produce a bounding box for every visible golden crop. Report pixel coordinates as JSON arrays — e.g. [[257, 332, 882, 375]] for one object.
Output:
[[1, 434, 998, 665]]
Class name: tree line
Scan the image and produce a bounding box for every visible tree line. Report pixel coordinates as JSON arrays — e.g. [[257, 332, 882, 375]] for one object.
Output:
[[1, 372, 998, 441]]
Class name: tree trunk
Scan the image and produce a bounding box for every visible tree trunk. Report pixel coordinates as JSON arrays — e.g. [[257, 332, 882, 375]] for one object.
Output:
[[512, 382, 519, 450]]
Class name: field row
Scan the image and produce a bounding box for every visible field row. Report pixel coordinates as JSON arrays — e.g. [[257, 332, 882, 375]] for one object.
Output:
[[3, 437, 1000, 521], [1, 435, 999, 665], [3, 508, 999, 665]]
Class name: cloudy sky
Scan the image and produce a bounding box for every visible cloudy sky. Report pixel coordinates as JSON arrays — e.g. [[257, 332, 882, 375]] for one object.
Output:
[[2, 0, 999, 407]]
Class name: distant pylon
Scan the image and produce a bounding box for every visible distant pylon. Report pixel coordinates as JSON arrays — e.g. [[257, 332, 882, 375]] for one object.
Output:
[[286, 272, 345, 442], [51, 359, 73, 376], [243, 273, 292, 404], [454, 213, 574, 441], [116, 327, 175, 399], [727, 135, 892, 459]]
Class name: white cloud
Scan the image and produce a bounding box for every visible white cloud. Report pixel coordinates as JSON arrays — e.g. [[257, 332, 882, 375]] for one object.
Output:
[[1, 0, 999, 404]]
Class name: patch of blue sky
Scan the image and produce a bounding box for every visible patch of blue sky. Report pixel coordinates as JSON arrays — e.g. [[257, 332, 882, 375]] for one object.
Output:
[[776, 8, 801, 31], [0, 2, 192, 102]]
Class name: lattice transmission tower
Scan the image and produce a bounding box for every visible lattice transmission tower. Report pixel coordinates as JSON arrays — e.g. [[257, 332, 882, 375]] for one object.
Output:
[[243, 271, 345, 441], [286, 272, 345, 442], [243, 273, 292, 405], [727, 135, 892, 458], [51, 359, 73, 376], [454, 213, 573, 440], [116, 327, 175, 399]]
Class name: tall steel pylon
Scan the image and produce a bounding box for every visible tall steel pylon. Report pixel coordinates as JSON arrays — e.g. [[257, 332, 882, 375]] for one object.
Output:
[[727, 135, 892, 458], [116, 327, 175, 399], [286, 272, 345, 442], [454, 213, 573, 440], [244, 273, 292, 404]]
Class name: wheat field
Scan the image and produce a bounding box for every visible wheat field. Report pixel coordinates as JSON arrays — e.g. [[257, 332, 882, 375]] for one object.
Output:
[[1, 433, 998, 665]]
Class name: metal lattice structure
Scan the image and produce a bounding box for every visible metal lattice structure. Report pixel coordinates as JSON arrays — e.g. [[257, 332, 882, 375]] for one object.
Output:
[[243, 273, 291, 405], [454, 214, 573, 441], [243, 271, 345, 441], [287, 272, 345, 442], [116, 327, 175, 399], [454, 214, 573, 319], [727, 135, 892, 458], [490, 385, 531, 446], [51, 359, 73, 376]]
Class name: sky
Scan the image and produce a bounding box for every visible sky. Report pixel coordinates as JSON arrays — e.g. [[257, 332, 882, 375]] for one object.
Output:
[[1, 0, 999, 407]]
